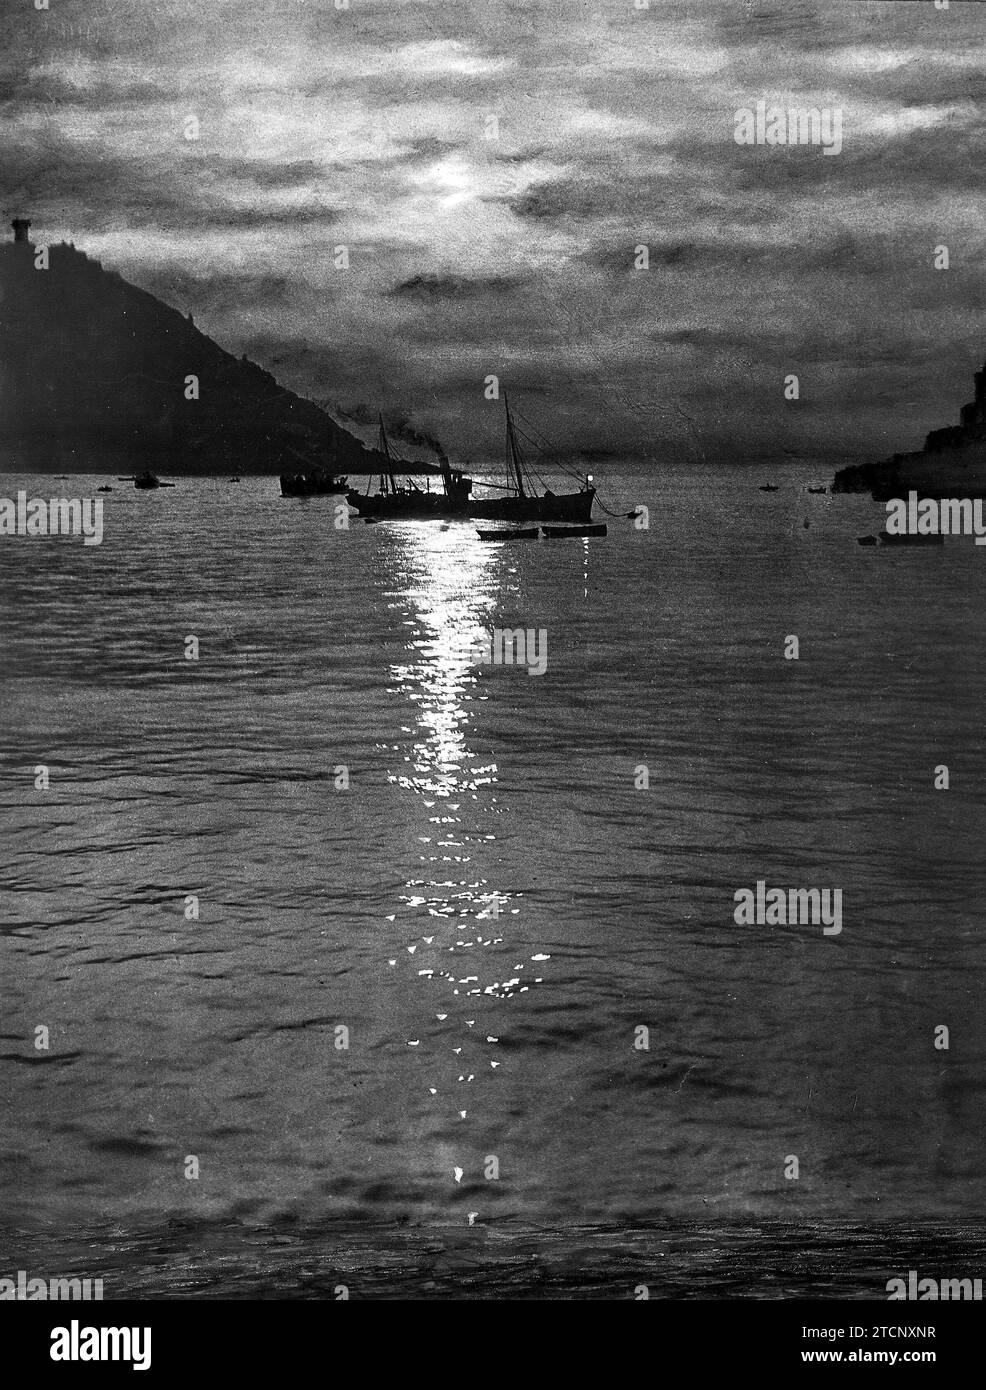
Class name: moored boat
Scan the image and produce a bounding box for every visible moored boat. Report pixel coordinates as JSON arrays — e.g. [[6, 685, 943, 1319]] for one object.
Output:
[[280, 468, 347, 497], [347, 417, 471, 520], [118, 470, 166, 489], [348, 398, 597, 524], [477, 527, 539, 541], [468, 395, 595, 523], [542, 523, 607, 538]]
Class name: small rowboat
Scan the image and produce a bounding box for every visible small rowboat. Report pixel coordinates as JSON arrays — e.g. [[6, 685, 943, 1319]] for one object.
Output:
[[541, 523, 607, 538], [477, 527, 539, 541]]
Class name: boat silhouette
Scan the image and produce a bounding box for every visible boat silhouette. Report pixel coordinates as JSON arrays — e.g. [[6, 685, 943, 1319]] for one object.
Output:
[[348, 398, 595, 524], [117, 471, 174, 489], [468, 395, 595, 522], [280, 465, 347, 497], [347, 417, 471, 520], [477, 527, 539, 541], [542, 523, 607, 538]]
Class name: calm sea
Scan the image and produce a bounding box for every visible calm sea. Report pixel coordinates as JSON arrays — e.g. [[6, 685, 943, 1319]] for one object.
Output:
[[2, 465, 985, 1298]]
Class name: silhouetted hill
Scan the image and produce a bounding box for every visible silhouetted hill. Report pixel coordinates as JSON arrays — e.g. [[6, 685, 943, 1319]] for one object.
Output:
[[0, 224, 409, 476], [833, 356, 986, 497]]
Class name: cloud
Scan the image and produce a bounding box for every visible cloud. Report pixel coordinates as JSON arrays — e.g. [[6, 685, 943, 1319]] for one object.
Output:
[[1, 0, 983, 462], [388, 272, 524, 299]]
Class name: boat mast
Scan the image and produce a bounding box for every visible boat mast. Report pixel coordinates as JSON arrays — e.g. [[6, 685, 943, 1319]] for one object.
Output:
[[378, 413, 398, 495], [503, 392, 526, 497]]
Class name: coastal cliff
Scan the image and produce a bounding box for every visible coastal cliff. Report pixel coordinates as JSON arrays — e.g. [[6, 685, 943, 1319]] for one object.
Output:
[[833, 357, 986, 499], [0, 221, 398, 476]]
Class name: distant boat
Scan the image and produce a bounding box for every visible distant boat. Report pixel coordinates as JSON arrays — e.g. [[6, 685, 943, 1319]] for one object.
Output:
[[97, 485, 113, 492], [857, 532, 944, 547], [759, 483, 778, 492], [116, 470, 173, 489], [477, 527, 539, 541], [228, 476, 240, 483], [808, 486, 827, 494], [878, 530, 944, 546], [542, 523, 607, 538], [280, 468, 347, 497]]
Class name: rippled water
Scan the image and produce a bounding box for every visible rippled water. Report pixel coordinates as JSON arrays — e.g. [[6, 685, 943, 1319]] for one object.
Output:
[[2, 466, 986, 1296]]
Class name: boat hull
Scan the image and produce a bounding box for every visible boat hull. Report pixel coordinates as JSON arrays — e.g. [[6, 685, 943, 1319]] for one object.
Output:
[[281, 473, 348, 498], [348, 486, 596, 525], [469, 488, 595, 523], [477, 527, 539, 540], [347, 489, 468, 519]]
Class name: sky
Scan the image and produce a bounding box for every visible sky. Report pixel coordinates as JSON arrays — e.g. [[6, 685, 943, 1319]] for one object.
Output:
[[2, 0, 984, 466]]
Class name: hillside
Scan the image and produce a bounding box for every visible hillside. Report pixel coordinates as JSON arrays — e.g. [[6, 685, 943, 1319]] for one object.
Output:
[[833, 356, 986, 498], [0, 222, 404, 477]]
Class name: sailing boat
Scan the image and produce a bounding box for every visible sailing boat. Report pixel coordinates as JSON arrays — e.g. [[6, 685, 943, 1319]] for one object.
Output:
[[346, 400, 595, 523], [346, 417, 472, 520], [468, 395, 596, 523]]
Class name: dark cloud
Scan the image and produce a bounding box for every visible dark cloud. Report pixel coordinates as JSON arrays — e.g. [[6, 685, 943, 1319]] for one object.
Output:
[[507, 179, 602, 221], [327, 400, 445, 458], [590, 242, 701, 275], [205, 158, 329, 189], [137, 269, 294, 313], [388, 272, 524, 300], [1, 0, 982, 464]]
